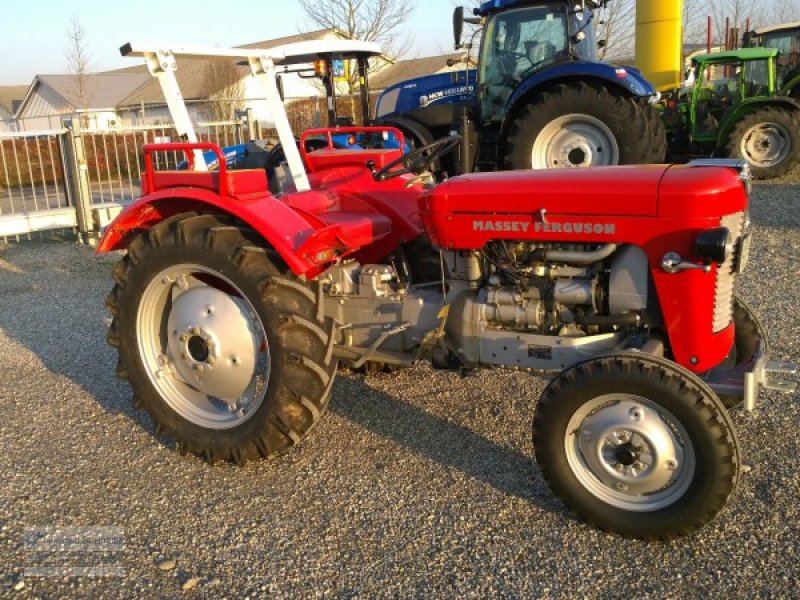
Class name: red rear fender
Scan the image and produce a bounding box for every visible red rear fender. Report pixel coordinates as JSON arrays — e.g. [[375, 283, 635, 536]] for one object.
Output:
[[95, 189, 327, 277]]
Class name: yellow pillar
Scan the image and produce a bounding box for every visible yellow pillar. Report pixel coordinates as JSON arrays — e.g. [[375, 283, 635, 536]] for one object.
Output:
[[635, 0, 684, 92]]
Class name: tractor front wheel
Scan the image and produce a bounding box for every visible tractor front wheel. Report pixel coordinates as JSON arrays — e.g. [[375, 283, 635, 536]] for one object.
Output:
[[504, 82, 658, 170], [533, 353, 740, 539], [725, 108, 800, 179], [106, 213, 337, 464]]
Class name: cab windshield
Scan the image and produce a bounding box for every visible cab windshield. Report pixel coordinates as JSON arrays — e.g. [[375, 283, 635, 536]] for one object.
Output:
[[479, 4, 569, 123]]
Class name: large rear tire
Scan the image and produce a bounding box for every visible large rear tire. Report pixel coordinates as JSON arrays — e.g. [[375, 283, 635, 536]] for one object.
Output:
[[106, 213, 337, 464], [504, 82, 658, 170], [725, 107, 800, 179], [533, 353, 739, 539]]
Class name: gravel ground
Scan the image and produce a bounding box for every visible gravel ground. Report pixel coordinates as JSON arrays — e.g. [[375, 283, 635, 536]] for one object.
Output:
[[0, 180, 798, 598]]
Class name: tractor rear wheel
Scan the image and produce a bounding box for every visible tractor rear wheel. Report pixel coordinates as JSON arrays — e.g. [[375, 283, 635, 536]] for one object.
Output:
[[105, 212, 337, 464], [504, 82, 657, 170], [533, 353, 739, 539], [725, 107, 800, 179]]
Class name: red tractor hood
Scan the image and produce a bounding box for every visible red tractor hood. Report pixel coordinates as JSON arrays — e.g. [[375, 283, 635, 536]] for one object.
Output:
[[420, 164, 748, 249]]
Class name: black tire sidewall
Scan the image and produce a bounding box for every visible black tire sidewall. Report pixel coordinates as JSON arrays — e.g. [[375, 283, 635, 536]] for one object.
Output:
[[535, 357, 736, 537], [505, 84, 644, 170], [117, 241, 289, 451]]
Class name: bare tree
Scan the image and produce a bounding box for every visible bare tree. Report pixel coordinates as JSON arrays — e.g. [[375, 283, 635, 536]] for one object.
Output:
[[199, 60, 246, 122], [64, 17, 92, 127], [683, 0, 711, 48], [766, 0, 800, 25], [298, 0, 417, 57], [705, 0, 765, 46], [596, 0, 637, 61], [298, 0, 418, 118]]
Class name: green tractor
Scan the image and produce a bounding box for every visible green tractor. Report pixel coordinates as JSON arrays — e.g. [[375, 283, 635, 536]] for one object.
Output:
[[662, 47, 800, 179], [744, 21, 800, 100]]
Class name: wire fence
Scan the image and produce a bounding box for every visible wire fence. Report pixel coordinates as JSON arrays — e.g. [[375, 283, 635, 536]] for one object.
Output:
[[0, 92, 382, 242]]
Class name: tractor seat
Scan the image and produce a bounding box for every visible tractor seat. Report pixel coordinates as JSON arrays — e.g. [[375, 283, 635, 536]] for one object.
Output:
[[147, 169, 268, 199]]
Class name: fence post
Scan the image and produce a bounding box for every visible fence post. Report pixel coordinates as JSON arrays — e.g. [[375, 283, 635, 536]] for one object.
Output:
[[62, 119, 95, 246]]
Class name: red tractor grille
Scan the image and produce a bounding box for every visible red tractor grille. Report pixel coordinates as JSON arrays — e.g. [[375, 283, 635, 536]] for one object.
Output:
[[713, 211, 746, 333]]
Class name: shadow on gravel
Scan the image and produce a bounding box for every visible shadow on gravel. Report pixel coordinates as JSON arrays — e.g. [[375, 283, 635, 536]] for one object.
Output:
[[328, 376, 569, 519], [0, 246, 154, 437]]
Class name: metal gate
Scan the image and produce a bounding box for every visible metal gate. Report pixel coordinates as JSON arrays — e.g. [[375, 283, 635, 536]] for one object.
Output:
[[0, 119, 245, 243]]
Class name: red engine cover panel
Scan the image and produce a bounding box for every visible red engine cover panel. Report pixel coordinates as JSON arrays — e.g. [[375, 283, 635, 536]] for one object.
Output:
[[420, 164, 749, 374]]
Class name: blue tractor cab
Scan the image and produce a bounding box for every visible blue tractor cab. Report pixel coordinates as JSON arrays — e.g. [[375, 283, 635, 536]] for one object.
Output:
[[376, 0, 665, 173]]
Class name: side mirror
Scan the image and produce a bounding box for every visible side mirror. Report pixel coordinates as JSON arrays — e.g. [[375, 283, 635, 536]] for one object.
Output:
[[454, 7, 464, 49]]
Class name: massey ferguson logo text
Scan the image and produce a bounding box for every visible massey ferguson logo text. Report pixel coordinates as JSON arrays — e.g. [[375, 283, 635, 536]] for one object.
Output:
[[472, 220, 616, 235]]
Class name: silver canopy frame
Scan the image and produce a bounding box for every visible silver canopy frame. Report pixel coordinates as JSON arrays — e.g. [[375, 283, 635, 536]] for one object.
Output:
[[120, 40, 383, 192]]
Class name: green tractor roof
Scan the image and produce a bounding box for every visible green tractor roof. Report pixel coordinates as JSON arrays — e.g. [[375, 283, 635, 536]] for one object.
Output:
[[693, 47, 779, 65]]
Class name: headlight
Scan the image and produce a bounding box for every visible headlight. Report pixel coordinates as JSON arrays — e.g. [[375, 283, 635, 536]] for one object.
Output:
[[695, 227, 732, 265]]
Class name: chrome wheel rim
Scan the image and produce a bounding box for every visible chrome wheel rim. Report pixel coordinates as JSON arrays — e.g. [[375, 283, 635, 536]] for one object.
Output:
[[740, 122, 792, 168], [137, 264, 269, 430], [565, 394, 695, 512], [532, 114, 619, 169]]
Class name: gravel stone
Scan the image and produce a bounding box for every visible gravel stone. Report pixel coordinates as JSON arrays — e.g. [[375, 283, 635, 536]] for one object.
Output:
[[181, 577, 200, 591], [156, 559, 177, 571], [0, 179, 798, 597]]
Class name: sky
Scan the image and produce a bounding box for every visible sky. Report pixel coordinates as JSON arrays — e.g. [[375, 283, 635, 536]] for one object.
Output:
[[0, 0, 457, 85]]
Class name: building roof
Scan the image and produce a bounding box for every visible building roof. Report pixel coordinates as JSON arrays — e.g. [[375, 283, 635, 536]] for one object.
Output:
[[20, 72, 151, 115], [0, 85, 29, 115], [370, 53, 471, 90], [753, 21, 800, 36], [239, 28, 336, 50]]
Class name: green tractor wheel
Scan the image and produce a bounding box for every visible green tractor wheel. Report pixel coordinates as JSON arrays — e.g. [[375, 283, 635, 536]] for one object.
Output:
[[725, 107, 800, 179]]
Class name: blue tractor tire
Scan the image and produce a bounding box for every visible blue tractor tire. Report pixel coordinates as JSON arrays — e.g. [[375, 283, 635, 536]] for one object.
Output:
[[504, 81, 664, 170]]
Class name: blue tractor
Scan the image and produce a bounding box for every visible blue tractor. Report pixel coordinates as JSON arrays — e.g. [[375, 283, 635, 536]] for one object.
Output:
[[375, 0, 666, 173]]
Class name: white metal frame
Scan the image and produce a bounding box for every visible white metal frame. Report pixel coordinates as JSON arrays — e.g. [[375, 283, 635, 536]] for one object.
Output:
[[121, 40, 382, 193]]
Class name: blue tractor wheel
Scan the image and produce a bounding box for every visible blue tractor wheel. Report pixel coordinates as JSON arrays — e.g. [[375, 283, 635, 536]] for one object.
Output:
[[504, 81, 664, 170]]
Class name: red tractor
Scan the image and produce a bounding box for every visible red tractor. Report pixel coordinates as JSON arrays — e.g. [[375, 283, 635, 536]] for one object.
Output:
[[100, 43, 796, 539]]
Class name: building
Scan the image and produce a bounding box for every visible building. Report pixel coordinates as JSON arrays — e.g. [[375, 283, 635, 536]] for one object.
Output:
[[370, 53, 473, 90], [0, 86, 29, 132], [14, 73, 150, 131], [6, 28, 466, 131]]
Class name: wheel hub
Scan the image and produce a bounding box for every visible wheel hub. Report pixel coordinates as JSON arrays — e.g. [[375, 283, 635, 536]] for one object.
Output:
[[566, 395, 695, 511], [532, 113, 619, 169], [166, 286, 259, 402], [578, 400, 680, 495], [742, 122, 790, 167]]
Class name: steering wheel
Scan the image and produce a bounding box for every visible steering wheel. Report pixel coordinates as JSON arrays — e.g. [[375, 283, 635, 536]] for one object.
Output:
[[372, 135, 463, 182], [495, 49, 526, 77]]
